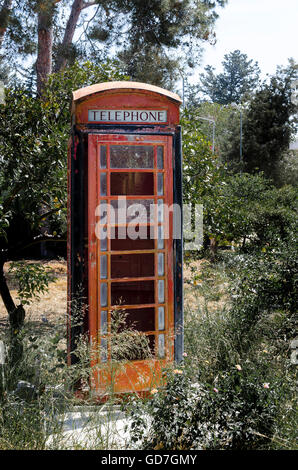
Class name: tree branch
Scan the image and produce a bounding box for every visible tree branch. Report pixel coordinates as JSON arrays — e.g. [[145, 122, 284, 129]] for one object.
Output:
[[37, 206, 65, 222], [82, 1, 98, 9], [55, 0, 101, 71], [55, 0, 84, 71], [36, 4, 54, 96], [0, 256, 16, 315], [12, 236, 67, 258]]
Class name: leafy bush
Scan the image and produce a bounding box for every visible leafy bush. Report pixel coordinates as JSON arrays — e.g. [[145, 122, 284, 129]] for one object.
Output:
[[128, 228, 297, 450], [201, 173, 297, 255], [182, 108, 225, 207], [129, 365, 281, 450], [226, 231, 297, 344], [8, 261, 56, 305]]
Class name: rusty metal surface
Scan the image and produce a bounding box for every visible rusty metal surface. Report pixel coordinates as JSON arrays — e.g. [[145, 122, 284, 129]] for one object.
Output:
[[87, 133, 174, 393], [68, 84, 182, 396]]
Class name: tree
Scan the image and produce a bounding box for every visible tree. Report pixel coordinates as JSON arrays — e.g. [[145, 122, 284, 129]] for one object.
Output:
[[181, 107, 227, 257], [0, 0, 228, 94], [182, 107, 224, 207], [184, 101, 242, 162], [226, 61, 298, 180], [198, 50, 261, 104], [0, 61, 126, 355]]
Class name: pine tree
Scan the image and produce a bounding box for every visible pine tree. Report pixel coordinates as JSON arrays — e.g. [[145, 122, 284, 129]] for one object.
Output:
[[226, 61, 298, 181], [198, 49, 261, 104], [0, 0, 228, 94]]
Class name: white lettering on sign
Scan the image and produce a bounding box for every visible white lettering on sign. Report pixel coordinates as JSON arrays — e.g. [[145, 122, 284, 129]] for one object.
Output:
[[88, 109, 167, 123]]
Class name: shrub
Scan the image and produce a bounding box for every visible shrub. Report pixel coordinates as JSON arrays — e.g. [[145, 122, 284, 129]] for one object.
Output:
[[129, 364, 280, 450]]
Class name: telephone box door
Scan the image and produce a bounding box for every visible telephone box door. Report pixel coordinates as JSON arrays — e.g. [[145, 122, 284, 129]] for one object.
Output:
[[88, 133, 174, 394]]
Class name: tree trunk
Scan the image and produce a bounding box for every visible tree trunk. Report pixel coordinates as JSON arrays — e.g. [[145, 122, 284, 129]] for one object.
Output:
[[0, 0, 12, 50], [0, 258, 16, 316], [209, 237, 218, 262], [0, 257, 25, 365], [55, 0, 84, 72], [36, 7, 54, 96]]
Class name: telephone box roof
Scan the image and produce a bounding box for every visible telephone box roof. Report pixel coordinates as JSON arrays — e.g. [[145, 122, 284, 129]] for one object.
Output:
[[72, 81, 182, 104]]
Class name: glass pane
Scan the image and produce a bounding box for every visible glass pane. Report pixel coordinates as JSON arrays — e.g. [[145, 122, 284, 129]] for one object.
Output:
[[100, 146, 107, 169], [158, 280, 165, 303], [121, 308, 155, 332], [110, 172, 154, 196], [101, 310, 107, 334], [99, 226, 108, 251], [157, 173, 164, 196], [111, 253, 154, 278], [99, 200, 108, 223], [100, 173, 107, 196], [158, 253, 164, 276], [100, 338, 107, 362], [158, 306, 165, 330], [110, 145, 154, 169], [100, 255, 107, 279], [157, 146, 164, 169], [100, 235, 108, 251], [110, 199, 154, 224], [111, 227, 154, 251], [100, 283, 108, 307], [158, 199, 163, 223], [112, 334, 154, 361], [158, 334, 165, 358], [111, 280, 155, 305], [158, 225, 164, 249]]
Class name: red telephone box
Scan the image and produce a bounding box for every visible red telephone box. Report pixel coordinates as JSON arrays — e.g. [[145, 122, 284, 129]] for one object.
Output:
[[68, 82, 183, 396]]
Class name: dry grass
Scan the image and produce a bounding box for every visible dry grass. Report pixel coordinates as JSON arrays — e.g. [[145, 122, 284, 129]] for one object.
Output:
[[184, 259, 230, 313]]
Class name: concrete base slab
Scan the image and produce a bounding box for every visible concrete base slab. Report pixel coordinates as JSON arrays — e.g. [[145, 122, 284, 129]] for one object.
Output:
[[46, 405, 136, 450]]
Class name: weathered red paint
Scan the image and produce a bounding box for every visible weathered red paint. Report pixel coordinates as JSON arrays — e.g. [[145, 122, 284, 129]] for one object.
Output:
[[69, 82, 181, 397], [72, 82, 180, 128]]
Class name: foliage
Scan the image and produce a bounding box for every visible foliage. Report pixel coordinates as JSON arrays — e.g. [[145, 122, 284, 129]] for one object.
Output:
[[129, 169, 297, 449], [109, 307, 152, 362], [129, 241, 297, 450], [184, 101, 241, 162], [180, 110, 296, 254], [129, 364, 281, 450], [0, 87, 67, 259], [0, 0, 228, 88], [200, 172, 297, 249], [276, 150, 298, 187], [226, 238, 297, 340], [225, 61, 298, 180], [0, 59, 126, 278], [0, 303, 153, 449], [118, 44, 180, 89], [197, 50, 261, 104], [8, 261, 56, 305], [181, 107, 225, 206], [42, 60, 128, 125]]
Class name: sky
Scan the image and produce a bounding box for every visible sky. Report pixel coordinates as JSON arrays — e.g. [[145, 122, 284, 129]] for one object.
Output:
[[196, 0, 298, 79]]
